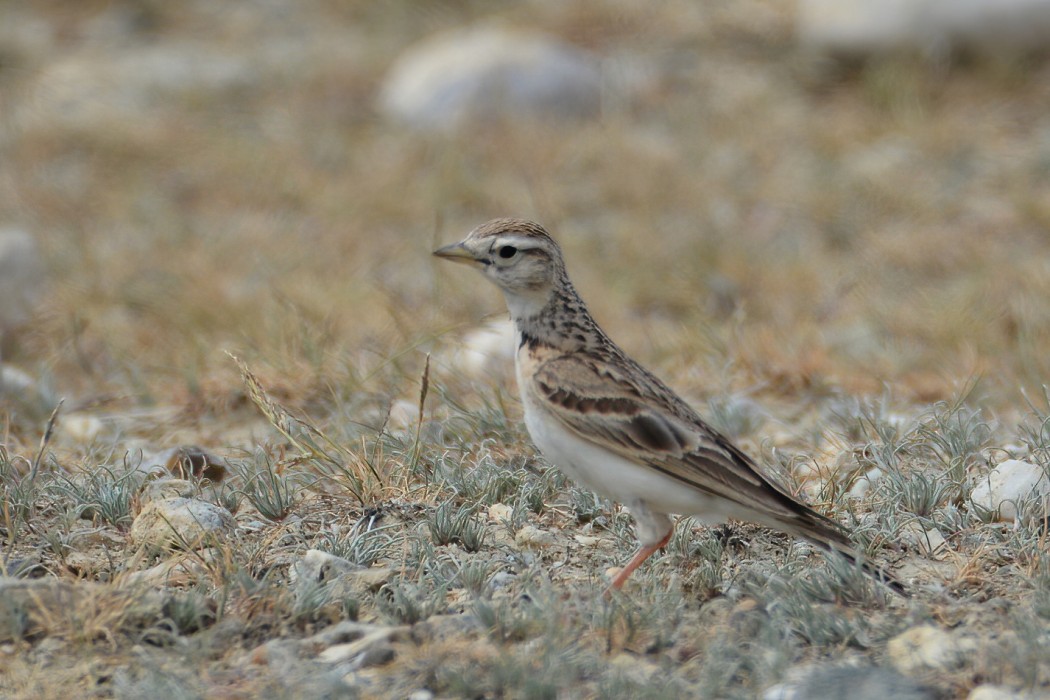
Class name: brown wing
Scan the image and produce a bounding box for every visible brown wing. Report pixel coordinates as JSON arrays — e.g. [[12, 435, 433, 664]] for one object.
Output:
[[531, 353, 843, 531]]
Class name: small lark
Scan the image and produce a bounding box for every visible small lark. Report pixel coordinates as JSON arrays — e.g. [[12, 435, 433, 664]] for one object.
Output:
[[435, 218, 903, 594]]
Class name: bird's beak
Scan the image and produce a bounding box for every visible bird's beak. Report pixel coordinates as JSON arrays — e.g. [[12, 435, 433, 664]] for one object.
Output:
[[432, 241, 478, 265]]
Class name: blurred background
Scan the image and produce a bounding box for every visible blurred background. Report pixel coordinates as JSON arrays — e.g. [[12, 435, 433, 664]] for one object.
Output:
[[2, 0, 1050, 447]]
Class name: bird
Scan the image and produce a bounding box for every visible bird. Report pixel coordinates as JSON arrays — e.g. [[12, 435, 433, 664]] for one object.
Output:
[[434, 218, 904, 595]]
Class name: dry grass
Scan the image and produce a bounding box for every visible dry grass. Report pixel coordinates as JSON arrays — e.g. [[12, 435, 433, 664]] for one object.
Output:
[[2, 1, 1050, 698]]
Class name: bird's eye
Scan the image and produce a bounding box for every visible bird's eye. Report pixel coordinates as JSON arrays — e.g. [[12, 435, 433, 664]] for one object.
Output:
[[498, 245, 518, 259]]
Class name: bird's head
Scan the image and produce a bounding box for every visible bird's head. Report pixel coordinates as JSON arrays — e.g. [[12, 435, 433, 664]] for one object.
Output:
[[433, 218, 566, 319]]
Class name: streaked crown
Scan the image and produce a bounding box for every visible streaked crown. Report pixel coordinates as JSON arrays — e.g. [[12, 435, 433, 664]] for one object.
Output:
[[433, 218, 569, 309]]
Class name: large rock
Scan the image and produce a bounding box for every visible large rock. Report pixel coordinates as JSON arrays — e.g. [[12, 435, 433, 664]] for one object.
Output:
[[798, 0, 1050, 55], [379, 27, 602, 130], [130, 497, 235, 550], [970, 459, 1050, 524]]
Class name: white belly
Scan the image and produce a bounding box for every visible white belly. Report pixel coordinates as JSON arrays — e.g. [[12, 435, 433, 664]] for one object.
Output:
[[516, 360, 733, 523]]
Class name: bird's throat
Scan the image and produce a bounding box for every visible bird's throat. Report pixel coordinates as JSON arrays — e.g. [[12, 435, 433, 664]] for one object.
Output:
[[509, 285, 603, 353]]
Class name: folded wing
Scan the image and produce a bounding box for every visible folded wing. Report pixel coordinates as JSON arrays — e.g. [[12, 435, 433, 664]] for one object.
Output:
[[532, 353, 845, 534]]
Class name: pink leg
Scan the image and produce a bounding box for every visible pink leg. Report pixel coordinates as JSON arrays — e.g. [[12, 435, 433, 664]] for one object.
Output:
[[606, 528, 673, 593]]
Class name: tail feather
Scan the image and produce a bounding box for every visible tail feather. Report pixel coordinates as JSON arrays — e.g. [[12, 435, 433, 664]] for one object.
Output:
[[788, 511, 909, 597]]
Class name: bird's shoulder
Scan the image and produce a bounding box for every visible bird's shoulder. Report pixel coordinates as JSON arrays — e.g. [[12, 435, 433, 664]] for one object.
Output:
[[529, 346, 691, 418], [524, 346, 708, 454]]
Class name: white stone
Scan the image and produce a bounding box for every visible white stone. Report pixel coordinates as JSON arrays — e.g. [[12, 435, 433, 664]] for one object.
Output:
[[887, 625, 974, 675], [901, 523, 948, 558], [380, 27, 602, 130], [439, 319, 517, 381], [766, 664, 934, 700], [608, 652, 660, 685], [970, 459, 1050, 523], [130, 497, 235, 550], [126, 446, 181, 477], [792, 461, 828, 501], [317, 626, 403, 665], [461, 320, 517, 373], [762, 683, 796, 700], [487, 503, 513, 522], [798, 0, 1050, 55], [62, 413, 105, 443], [123, 548, 220, 587], [0, 577, 167, 642], [290, 549, 361, 587], [0, 365, 36, 395], [385, 399, 419, 432], [848, 468, 884, 500], [0, 228, 43, 331], [515, 525, 555, 549], [289, 550, 394, 599], [141, 478, 196, 503], [967, 685, 1026, 700]]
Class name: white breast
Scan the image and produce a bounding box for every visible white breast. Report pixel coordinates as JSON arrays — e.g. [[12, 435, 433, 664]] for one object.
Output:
[[515, 349, 736, 523]]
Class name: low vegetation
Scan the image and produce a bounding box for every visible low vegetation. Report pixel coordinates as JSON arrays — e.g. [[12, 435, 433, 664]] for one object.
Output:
[[2, 1, 1050, 698]]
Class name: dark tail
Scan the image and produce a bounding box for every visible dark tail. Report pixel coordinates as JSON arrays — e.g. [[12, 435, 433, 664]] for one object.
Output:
[[788, 511, 909, 597]]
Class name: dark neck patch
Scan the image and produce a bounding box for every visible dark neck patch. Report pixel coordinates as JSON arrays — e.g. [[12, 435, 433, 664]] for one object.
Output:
[[519, 331, 556, 351]]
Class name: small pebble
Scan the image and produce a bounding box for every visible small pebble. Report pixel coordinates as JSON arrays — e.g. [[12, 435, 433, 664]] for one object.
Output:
[[848, 468, 883, 499], [488, 572, 516, 590], [488, 503, 513, 522], [141, 478, 196, 503], [385, 399, 419, 432], [765, 664, 933, 700], [901, 523, 948, 558], [887, 625, 974, 676], [62, 414, 105, 443], [967, 685, 1026, 700], [290, 550, 361, 586], [515, 525, 555, 549]]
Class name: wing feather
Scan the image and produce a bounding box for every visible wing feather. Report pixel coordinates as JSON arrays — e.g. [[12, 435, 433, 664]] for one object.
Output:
[[532, 354, 829, 526]]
